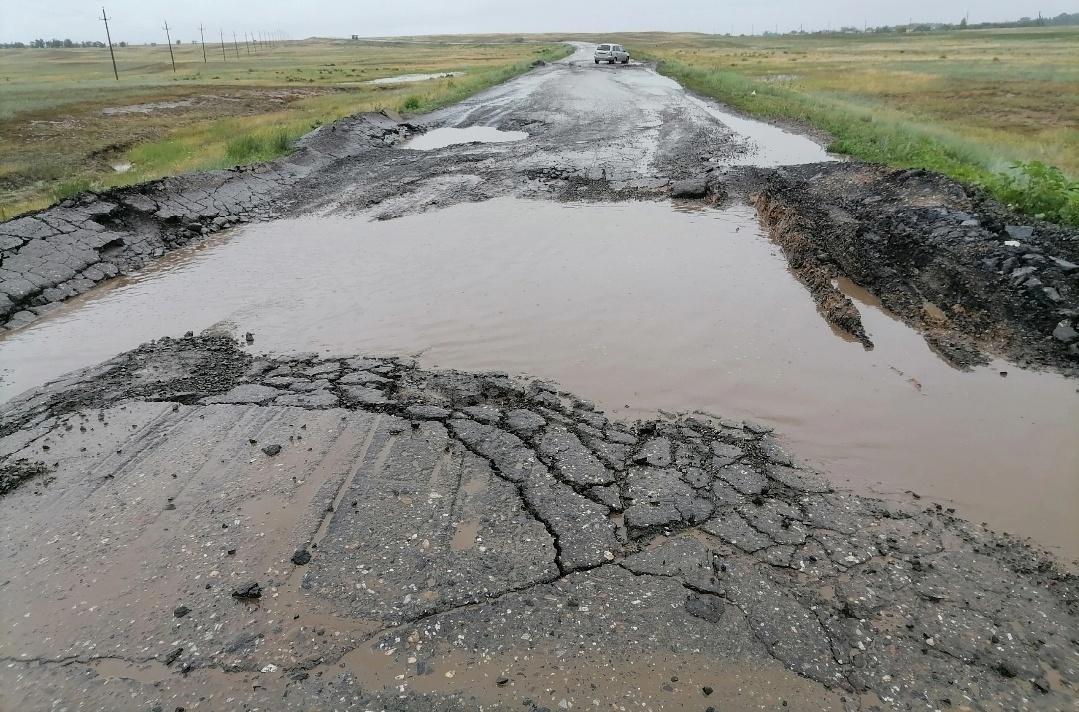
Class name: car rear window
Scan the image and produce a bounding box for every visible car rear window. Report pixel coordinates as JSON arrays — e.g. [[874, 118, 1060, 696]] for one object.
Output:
[[598, 45, 610, 51]]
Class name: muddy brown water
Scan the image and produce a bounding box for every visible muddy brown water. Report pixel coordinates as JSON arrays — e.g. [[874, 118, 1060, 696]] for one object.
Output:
[[1, 198, 1076, 558]]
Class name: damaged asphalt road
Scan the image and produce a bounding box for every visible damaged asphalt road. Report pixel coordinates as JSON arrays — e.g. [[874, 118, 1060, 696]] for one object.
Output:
[[0, 335, 1076, 711], [0, 43, 1077, 712], [1, 43, 1076, 372]]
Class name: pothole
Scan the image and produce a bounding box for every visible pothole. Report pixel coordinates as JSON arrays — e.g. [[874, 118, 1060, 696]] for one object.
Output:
[[403, 127, 528, 151]]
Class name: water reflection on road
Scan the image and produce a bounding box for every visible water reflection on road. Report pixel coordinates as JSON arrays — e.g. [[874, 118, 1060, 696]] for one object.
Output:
[[1, 198, 1075, 558]]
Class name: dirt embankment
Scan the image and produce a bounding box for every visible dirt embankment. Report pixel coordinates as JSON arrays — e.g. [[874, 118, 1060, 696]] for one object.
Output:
[[750, 162, 1079, 373]]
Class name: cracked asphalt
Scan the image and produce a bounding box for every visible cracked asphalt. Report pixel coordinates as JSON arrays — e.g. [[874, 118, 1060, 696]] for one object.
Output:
[[0, 42, 1077, 712], [0, 336, 1075, 710]]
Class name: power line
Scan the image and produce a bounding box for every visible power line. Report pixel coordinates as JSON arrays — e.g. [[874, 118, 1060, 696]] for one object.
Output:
[[100, 7, 118, 80], [163, 19, 176, 73]]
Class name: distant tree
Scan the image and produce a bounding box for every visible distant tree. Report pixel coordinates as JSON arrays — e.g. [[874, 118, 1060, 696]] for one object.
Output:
[[959, 17, 968, 28], [118, 41, 127, 47]]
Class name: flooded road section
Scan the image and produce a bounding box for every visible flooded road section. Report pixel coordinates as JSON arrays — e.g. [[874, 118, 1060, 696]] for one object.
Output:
[[2, 198, 1076, 557]]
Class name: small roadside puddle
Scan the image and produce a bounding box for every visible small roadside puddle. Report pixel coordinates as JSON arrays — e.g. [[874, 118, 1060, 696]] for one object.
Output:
[[1, 198, 1075, 557], [403, 126, 528, 151], [688, 96, 834, 167], [364, 71, 465, 85]]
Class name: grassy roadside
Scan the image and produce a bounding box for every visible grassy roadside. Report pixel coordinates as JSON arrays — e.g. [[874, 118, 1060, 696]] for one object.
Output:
[[0, 40, 571, 219], [630, 28, 1079, 225]]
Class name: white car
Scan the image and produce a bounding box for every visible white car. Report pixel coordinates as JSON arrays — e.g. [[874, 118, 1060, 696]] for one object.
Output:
[[594, 43, 629, 65]]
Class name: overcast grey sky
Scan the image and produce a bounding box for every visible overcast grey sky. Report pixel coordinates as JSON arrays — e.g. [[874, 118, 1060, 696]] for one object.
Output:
[[1, 1, 1074, 44]]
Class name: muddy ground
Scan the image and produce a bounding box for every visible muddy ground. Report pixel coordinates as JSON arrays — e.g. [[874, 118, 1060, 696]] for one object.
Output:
[[752, 163, 1079, 373], [0, 334, 1076, 711], [0, 43, 1077, 711]]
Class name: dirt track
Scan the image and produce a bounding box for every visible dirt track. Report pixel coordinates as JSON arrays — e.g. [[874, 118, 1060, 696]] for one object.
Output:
[[0, 43, 1077, 710]]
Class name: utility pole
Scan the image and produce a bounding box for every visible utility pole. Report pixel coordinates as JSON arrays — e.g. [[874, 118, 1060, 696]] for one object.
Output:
[[244, 32, 251, 54], [220, 29, 227, 61], [232, 31, 240, 59], [163, 20, 176, 73], [199, 23, 207, 62], [100, 7, 119, 80]]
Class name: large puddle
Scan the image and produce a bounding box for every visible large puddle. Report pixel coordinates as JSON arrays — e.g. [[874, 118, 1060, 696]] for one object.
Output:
[[1, 199, 1076, 558]]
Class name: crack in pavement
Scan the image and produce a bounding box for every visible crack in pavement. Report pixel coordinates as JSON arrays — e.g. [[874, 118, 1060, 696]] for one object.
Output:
[[3, 335, 1073, 710]]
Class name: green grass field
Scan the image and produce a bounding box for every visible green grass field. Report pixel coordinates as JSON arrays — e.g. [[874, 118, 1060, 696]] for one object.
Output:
[[0, 38, 569, 218], [620, 27, 1079, 224]]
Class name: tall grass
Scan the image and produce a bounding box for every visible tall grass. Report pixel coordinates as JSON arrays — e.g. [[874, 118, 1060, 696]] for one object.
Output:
[[224, 128, 296, 163], [51, 178, 94, 202]]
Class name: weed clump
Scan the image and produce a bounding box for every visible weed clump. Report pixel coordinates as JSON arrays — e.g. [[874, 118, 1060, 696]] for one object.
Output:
[[988, 162, 1079, 226], [52, 178, 93, 201], [225, 134, 263, 163]]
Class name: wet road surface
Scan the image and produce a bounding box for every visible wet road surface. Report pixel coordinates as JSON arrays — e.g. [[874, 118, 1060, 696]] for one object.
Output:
[[2, 199, 1076, 559], [0, 41, 1077, 712], [288, 42, 832, 219], [1, 337, 1074, 710]]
